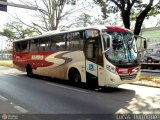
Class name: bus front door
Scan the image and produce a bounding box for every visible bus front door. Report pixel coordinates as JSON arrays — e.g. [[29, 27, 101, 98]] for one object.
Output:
[[85, 37, 104, 87]]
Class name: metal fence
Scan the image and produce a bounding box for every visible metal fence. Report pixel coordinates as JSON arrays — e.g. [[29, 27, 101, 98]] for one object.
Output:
[[0, 50, 12, 60]]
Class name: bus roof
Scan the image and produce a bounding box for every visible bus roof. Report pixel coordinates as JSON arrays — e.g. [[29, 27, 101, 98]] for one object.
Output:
[[13, 25, 131, 42]]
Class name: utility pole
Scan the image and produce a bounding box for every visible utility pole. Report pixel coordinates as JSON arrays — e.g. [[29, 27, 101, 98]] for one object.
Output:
[[0, 0, 37, 11], [0, 0, 7, 11]]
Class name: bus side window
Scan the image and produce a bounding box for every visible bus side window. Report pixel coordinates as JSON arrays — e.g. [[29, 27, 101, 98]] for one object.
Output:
[[30, 39, 39, 52], [15, 43, 21, 52], [68, 31, 83, 50], [55, 35, 65, 51], [45, 37, 51, 51], [97, 38, 103, 66], [66, 33, 74, 50], [51, 35, 66, 51], [15, 41, 29, 52], [50, 36, 57, 51], [39, 37, 51, 52], [74, 32, 83, 49]]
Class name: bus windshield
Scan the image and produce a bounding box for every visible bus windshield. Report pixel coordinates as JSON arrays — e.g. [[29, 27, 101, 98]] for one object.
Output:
[[103, 30, 138, 66]]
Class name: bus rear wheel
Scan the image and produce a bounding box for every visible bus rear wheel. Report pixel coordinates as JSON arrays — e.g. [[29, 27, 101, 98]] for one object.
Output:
[[26, 65, 33, 77], [69, 69, 81, 85]]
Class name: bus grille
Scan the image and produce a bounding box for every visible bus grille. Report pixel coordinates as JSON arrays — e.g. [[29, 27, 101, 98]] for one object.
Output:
[[120, 74, 137, 80]]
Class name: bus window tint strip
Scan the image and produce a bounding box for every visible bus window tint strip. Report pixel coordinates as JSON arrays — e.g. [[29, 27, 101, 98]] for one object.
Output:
[[15, 31, 84, 53]]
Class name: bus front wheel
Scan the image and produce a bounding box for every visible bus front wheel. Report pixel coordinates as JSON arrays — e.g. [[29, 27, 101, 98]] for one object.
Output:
[[26, 65, 33, 77], [69, 69, 81, 85]]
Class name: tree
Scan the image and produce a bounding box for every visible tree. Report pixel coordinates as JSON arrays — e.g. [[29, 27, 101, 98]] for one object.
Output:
[[65, 13, 93, 28], [16, 0, 86, 32], [94, 0, 160, 35], [0, 21, 38, 46], [92, 13, 123, 26]]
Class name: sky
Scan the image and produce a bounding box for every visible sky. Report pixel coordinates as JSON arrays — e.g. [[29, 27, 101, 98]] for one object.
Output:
[[1, 0, 159, 29], [0, 0, 37, 31], [0, 0, 160, 49], [0, 0, 101, 49], [0, 0, 42, 49]]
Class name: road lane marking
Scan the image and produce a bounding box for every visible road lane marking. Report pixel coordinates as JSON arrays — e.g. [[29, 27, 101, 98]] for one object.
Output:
[[46, 82, 89, 93], [5, 74, 18, 76], [14, 106, 28, 113], [0, 94, 28, 113], [3, 73, 25, 77], [0, 95, 8, 101]]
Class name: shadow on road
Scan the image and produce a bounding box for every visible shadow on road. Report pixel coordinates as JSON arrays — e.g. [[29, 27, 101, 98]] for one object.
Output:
[[21, 74, 135, 93], [22, 74, 160, 114], [0, 67, 159, 115]]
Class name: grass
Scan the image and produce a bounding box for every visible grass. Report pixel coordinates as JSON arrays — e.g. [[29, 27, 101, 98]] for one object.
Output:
[[0, 61, 13, 67], [134, 74, 160, 87], [140, 74, 160, 83]]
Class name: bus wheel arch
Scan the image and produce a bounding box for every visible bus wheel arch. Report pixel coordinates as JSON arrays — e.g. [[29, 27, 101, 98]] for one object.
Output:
[[26, 64, 33, 77], [68, 68, 81, 84]]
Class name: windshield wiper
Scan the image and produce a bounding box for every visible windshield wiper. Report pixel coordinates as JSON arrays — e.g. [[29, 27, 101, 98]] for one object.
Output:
[[103, 48, 110, 54]]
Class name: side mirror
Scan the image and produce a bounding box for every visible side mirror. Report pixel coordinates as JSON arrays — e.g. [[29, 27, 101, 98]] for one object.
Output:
[[144, 40, 147, 49], [102, 34, 112, 53], [134, 35, 147, 52]]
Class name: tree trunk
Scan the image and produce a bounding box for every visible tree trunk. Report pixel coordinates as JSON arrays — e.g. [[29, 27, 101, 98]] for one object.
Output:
[[121, 10, 130, 29], [134, 0, 154, 35], [134, 16, 145, 36]]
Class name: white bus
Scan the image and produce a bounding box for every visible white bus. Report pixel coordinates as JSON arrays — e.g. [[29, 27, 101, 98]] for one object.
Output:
[[13, 25, 147, 87]]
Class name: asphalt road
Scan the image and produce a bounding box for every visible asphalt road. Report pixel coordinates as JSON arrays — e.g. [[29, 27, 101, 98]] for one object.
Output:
[[0, 66, 160, 117]]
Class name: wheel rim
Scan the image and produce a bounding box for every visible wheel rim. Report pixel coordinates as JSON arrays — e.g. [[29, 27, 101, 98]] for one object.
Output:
[[74, 73, 81, 83], [147, 58, 152, 62]]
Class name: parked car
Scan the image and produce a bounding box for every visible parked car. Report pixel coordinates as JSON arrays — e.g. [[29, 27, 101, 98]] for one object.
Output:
[[143, 49, 160, 63]]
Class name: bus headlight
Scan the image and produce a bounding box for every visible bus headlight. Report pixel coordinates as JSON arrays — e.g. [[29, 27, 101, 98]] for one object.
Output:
[[106, 65, 118, 75]]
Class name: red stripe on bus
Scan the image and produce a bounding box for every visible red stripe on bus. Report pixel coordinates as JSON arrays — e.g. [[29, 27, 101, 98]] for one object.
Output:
[[13, 52, 56, 69]]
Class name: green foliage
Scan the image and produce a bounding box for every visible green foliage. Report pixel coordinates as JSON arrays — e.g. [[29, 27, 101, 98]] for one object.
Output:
[[66, 13, 93, 28], [147, 4, 160, 17], [78, 13, 92, 27], [93, 0, 160, 35], [0, 29, 17, 40], [94, 0, 159, 21], [0, 22, 39, 48], [0, 22, 39, 41], [93, 0, 108, 19]]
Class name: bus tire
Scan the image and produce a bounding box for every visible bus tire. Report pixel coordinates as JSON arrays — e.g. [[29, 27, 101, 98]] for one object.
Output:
[[69, 68, 81, 85], [26, 65, 33, 77]]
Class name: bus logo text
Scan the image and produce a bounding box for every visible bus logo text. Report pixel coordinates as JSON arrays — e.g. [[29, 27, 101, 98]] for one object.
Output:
[[31, 55, 44, 60]]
